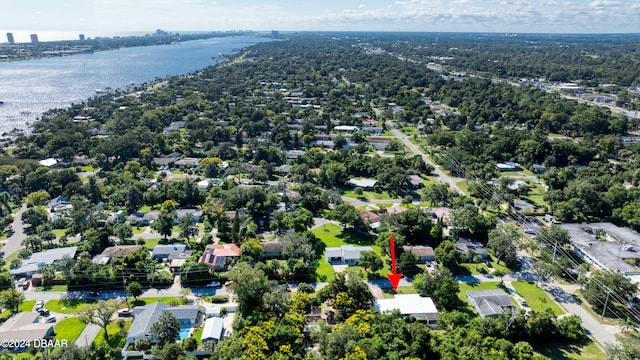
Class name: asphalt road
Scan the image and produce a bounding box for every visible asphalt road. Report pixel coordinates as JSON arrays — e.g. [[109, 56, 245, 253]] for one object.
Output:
[[2, 203, 28, 257], [386, 122, 466, 195]]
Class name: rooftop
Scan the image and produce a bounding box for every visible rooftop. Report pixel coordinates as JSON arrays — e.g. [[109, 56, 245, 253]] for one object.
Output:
[[376, 294, 438, 321]]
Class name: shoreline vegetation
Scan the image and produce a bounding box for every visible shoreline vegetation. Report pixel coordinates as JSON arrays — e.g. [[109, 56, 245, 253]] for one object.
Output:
[[0, 30, 261, 62]]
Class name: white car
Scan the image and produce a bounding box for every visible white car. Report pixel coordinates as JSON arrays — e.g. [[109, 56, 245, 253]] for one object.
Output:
[[17, 278, 26, 287], [44, 315, 56, 323], [206, 281, 221, 288], [35, 300, 44, 311]]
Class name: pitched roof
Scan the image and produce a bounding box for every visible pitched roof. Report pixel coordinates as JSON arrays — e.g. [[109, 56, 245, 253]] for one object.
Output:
[[0, 313, 53, 343], [403, 246, 434, 258], [201, 317, 224, 341], [129, 303, 202, 340], [325, 245, 373, 261], [200, 243, 241, 267], [11, 246, 77, 275], [467, 289, 514, 318]]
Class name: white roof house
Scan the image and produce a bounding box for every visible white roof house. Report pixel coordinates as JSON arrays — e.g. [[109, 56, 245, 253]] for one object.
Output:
[[38, 158, 57, 167], [334, 125, 360, 132], [325, 245, 373, 265], [201, 317, 225, 344], [376, 294, 439, 325], [348, 178, 377, 189]]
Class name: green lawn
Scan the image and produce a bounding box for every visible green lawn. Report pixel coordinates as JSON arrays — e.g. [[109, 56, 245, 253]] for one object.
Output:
[[45, 299, 96, 314], [132, 225, 149, 234], [81, 165, 96, 172], [94, 320, 132, 346], [52, 228, 68, 237], [138, 205, 152, 213], [311, 223, 375, 248], [136, 238, 162, 250], [342, 189, 394, 201], [456, 181, 470, 194], [511, 281, 564, 316], [315, 259, 335, 281], [129, 296, 186, 307], [381, 285, 418, 299], [54, 317, 87, 343], [35, 284, 68, 292], [193, 327, 203, 345], [534, 338, 606, 360], [19, 300, 36, 312]]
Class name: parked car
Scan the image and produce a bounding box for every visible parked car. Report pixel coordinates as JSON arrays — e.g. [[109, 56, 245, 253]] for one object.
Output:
[[17, 278, 26, 287], [224, 280, 234, 286], [118, 309, 133, 317], [44, 315, 56, 323], [22, 280, 30, 289], [206, 281, 221, 288], [35, 300, 44, 311], [38, 308, 50, 316]]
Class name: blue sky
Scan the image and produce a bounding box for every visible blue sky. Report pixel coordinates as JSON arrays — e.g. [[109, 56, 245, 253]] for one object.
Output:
[[1, 0, 638, 40]]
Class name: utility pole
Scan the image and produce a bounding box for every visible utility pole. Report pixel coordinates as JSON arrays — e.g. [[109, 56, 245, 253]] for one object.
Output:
[[123, 276, 129, 309], [601, 289, 610, 321]]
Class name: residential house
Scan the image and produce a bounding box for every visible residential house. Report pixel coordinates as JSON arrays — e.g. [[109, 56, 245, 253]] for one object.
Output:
[[200, 243, 241, 271], [10, 246, 77, 277], [49, 195, 72, 213], [127, 210, 160, 226], [467, 289, 515, 318], [359, 209, 381, 229], [0, 313, 54, 351], [348, 178, 377, 189], [174, 157, 201, 168], [201, 317, 225, 344], [261, 241, 283, 259], [496, 162, 520, 171], [409, 175, 424, 189], [376, 294, 439, 325], [38, 158, 57, 167], [325, 245, 373, 265], [175, 208, 203, 223], [153, 152, 181, 167], [402, 246, 435, 262], [151, 243, 191, 261], [455, 239, 489, 260], [127, 303, 203, 343], [92, 245, 142, 265]]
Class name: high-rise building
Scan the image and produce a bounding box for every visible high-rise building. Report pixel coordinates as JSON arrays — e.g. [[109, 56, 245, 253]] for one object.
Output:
[[6, 32, 14, 44], [30, 34, 39, 44], [271, 30, 280, 39], [79, 34, 85, 41]]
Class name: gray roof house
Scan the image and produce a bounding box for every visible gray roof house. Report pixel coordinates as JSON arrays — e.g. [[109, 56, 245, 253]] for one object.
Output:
[[467, 289, 514, 318], [455, 239, 489, 259], [127, 210, 160, 226], [127, 302, 203, 343], [0, 313, 54, 350], [49, 195, 72, 213], [151, 243, 191, 260], [201, 317, 225, 344], [326, 245, 374, 265], [10, 246, 77, 277]]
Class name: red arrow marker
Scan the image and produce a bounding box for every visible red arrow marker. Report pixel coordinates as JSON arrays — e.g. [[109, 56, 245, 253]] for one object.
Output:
[[387, 235, 403, 291]]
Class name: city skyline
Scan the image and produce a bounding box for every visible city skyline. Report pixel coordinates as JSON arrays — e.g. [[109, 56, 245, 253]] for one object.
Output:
[[1, 0, 638, 41]]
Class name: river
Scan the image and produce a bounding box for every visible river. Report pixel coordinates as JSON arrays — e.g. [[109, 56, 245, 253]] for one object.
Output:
[[0, 35, 272, 134]]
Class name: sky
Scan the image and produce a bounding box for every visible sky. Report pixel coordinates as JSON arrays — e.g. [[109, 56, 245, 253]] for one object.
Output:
[[1, 0, 638, 41]]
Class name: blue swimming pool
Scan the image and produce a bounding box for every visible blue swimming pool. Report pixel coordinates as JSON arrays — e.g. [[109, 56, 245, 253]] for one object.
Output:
[[178, 326, 191, 340]]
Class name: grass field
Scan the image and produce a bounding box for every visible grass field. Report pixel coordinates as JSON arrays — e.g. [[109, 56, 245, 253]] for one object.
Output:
[[46, 299, 96, 314], [54, 317, 87, 343], [19, 300, 36, 312], [534, 338, 606, 360], [35, 284, 68, 292], [511, 281, 564, 315], [93, 320, 132, 346], [315, 260, 335, 281], [342, 189, 395, 201], [381, 285, 418, 298], [311, 223, 375, 247], [130, 296, 186, 307]]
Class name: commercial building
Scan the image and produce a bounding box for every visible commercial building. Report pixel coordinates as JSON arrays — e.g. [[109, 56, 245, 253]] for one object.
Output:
[[6, 32, 14, 44], [30, 34, 38, 44]]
